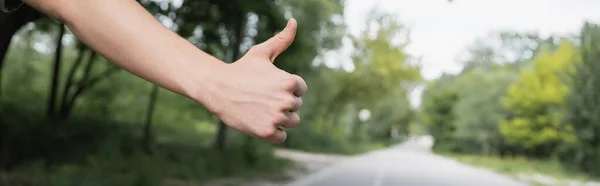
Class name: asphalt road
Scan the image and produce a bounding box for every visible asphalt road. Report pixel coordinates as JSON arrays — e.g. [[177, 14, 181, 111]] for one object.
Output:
[[286, 140, 529, 186]]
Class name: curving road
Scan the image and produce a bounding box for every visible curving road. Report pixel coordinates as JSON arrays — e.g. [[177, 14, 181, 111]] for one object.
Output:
[[286, 139, 528, 186]]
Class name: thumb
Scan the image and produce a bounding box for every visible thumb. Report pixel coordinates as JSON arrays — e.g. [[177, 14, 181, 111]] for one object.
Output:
[[254, 18, 297, 62]]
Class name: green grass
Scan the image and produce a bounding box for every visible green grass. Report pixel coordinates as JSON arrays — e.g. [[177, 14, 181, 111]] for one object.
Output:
[[282, 140, 392, 156], [437, 152, 600, 186], [282, 128, 400, 155], [0, 104, 292, 186]]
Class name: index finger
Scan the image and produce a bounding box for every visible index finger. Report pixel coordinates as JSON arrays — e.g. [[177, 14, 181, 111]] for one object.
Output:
[[293, 75, 307, 97]]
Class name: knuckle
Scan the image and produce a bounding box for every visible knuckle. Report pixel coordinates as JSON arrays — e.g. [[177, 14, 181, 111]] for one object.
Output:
[[291, 114, 300, 126], [296, 75, 307, 90], [284, 75, 297, 90], [248, 45, 259, 53], [297, 97, 303, 105], [280, 97, 295, 110], [271, 113, 288, 124], [249, 45, 268, 56], [296, 98, 303, 108], [257, 127, 276, 138], [275, 34, 288, 43], [249, 45, 262, 52], [292, 74, 302, 80]]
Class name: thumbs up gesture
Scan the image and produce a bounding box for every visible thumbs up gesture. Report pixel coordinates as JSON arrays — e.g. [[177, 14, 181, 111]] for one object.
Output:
[[199, 19, 307, 143]]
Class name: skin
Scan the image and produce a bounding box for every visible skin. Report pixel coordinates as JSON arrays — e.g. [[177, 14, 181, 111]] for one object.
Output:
[[20, 0, 307, 143]]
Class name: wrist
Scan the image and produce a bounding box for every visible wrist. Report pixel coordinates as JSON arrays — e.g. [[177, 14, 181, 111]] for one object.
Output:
[[179, 56, 229, 113]]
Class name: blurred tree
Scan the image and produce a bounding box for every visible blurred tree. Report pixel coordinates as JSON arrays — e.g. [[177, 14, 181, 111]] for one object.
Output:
[[336, 11, 421, 138], [46, 23, 65, 118], [451, 66, 518, 155], [207, 4, 248, 151], [348, 11, 421, 105], [420, 79, 459, 151], [142, 84, 159, 154], [0, 6, 41, 103], [499, 40, 577, 157], [460, 31, 559, 73], [0, 5, 40, 67], [364, 88, 415, 141], [559, 22, 600, 176], [282, 10, 422, 151]]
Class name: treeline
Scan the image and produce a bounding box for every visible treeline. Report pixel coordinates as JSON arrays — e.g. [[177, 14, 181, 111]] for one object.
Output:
[[0, 1, 420, 185], [284, 12, 423, 152], [420, 22, 600, 177]]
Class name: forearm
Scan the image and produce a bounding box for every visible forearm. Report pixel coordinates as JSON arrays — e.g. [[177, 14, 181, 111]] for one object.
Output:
[[23, 0, 224, 102]]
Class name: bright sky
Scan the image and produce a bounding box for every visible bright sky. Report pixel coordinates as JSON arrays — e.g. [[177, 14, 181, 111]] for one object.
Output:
[[340, 0, 600, 108]]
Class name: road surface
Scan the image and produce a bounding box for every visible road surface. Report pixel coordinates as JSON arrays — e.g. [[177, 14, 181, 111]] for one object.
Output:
[[285, 139, 528, 186]]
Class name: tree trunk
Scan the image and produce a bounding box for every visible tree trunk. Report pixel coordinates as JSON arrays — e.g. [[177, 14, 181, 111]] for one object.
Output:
[[62, 65, 120, 117], [0, 116, 7, 171], [58, 46, 87, 119], [214, 15, 246, 151], [214, 120, 228, 151], [46, 24, 66, 119], [58, 51, 98, 118], [0, 5, 41, 171], [142, 84, 159, 155]]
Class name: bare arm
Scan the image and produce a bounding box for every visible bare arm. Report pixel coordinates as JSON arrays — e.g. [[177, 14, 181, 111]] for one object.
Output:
[[23, 0, 222, 102], [22, 0, 308, 143]]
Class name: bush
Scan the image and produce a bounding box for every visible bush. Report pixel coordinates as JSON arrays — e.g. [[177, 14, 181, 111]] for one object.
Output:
[[1, 103, 289, 186]]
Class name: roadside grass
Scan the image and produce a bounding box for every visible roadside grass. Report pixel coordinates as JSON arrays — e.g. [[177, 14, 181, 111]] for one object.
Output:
[[283, 141, 392, 156], [437, 151, 600, 186], [282, 129, 401, 156]]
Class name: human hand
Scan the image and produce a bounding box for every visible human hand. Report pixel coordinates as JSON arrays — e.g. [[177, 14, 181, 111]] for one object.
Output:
[[198, 18, 307, 143]]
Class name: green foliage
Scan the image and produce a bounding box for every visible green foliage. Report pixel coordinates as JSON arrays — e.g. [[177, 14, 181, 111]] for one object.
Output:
[[280, 11, 422, 153], [1, 102, 287, 186], [558, 22, 600, 176], [499, 41, 577, 155], [420, 80, 459, 151], [452, 67, 518, 155], [347, 11, 422, 107], [440, 152, 597, 184], [420, 31, 583, 158], [422, 22, 600, 179], [277, 0, 346, 74], [365, 90, 415, 141]]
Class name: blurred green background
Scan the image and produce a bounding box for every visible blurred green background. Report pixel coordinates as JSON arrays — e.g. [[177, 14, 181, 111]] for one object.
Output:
[[1, 0, 600, 185]]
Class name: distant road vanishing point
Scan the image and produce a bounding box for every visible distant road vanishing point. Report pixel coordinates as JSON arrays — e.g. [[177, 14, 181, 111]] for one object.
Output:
[[286, 137, 528, 186]]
